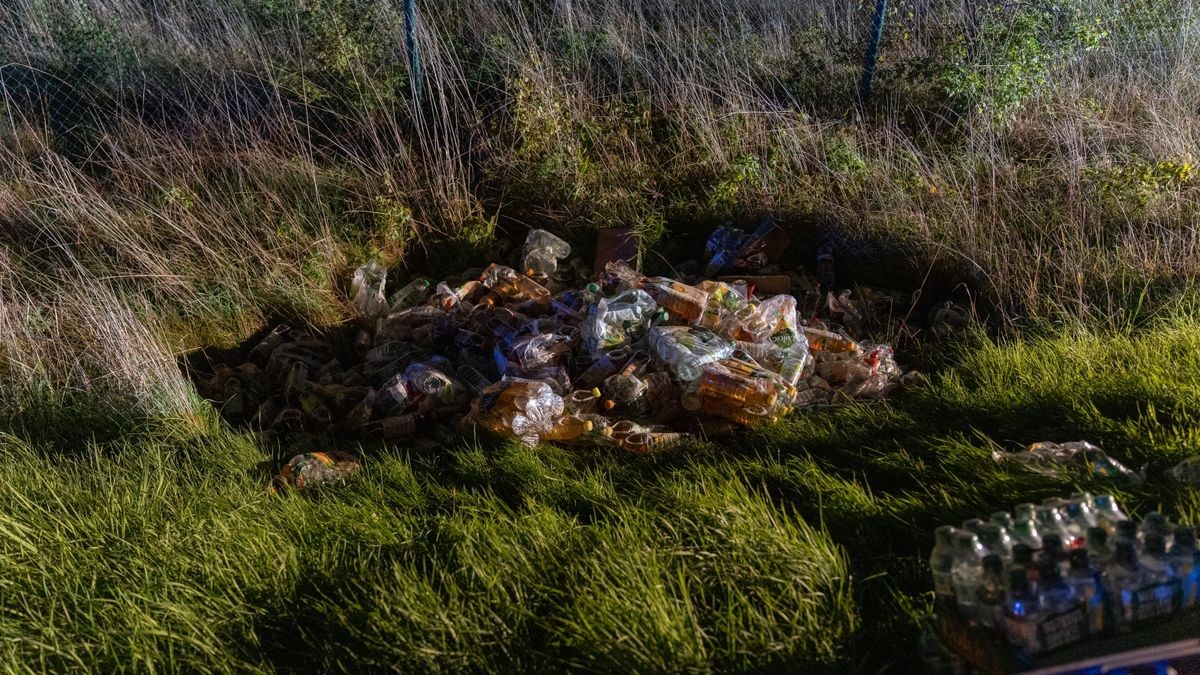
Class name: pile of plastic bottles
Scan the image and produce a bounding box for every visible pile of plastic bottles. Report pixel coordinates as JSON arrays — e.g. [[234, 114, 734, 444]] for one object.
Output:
[[194, 228, 906, 454], [931, 494, 1200, 656]]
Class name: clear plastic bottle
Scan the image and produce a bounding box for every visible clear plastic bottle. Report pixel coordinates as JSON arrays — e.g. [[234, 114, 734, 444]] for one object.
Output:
[[1004, 568, 1042, 655], [1010, 543, 1039, 593], [521, 229, 571, 276], [989, 511, 1015, 532], [1063, 499, 1095, 544], [1010, 518, 1043, 550], [801, 326, 857, 353], [1134, 533, 1177, 624], [1092, 494, 1127, 532], [639, 277, 709, 323], [649, 326, 735, 383], [541, 414, 594, 442], [978, 523, 1013, 559], [951, 531, 986, 619], [363, 413, 418, 440], [1086, 526, 1113, 568], [930, 525, 958, 604], [961, 518, 986, 535], [1036, 504, 1074, 546], [975, 554, 1006, 629], [350, 261, 388, 318], [1067, 548, 1105, 635], [388, 277, 434, 311], [1116, 520, 1141, 552], [1140, 512, 1175, 550], [1036, 560, 1084, 652], [1040, 534, 1069, 576], [1107, 539, 1142, 632]]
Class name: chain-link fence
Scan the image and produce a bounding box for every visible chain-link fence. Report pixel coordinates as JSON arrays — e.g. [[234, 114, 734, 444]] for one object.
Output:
[[1, 0, 1192, 151]]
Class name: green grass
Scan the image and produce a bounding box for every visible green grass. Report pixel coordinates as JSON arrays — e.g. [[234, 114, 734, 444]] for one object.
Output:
[[1, 318, 1197, 672]]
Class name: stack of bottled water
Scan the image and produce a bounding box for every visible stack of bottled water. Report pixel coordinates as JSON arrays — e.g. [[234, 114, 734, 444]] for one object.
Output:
[[930, 494, 1200, 656]]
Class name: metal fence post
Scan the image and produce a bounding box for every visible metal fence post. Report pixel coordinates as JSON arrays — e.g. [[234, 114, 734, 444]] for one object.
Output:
[[404, 0, 422, 103], [859, 0, 889, 107]]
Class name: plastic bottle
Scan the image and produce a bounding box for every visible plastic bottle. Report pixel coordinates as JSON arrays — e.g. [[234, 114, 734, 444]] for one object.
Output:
[[697, 357, 795, 411], [930, 525, 958, 603], [1087, 526, 1113, 568], [639, 277, 709, 324], [350, 261, 388, 318], [1040, 534, 1069, 576], [1179, 539, 1200, 609], [1171, 456, 1200, 483], [989, 511, 1015, 533], [649, 326, 735, 383], [1170, 526, 1197, 597], [280, 451, 360, 490], [1063, 499, 1095, 544], [565, 388, 603, 414], [978, 523, 1013, 559], [1004, 568, 1041, 655], [1116, 520, 1141, 552], [1107, 540, 1142, 632], [801, 326, 857, 353], [1140, 512, 1175, 550], [951, 531, 986, 619], [362, 414, 418, 440], [1067, 548, 1105, 635], [455, 365, 493, 397], [1093, 494, 1127, 532], [1133, 533, 1177, 624], [975, 554, 1006, 629], [621, 431, 688, 454], [962, 518, 986, 535], [521, 229, 572, 276], [1010, 543, 1039, 592], [1036, 504, 1074, 546], [1010, 518, 1043, 550], [388, 277, 433, 311], [480, 264, 551, 304], [1036, 559, 1084, 651], [541, 414, 594, 442], [470, 378, 565, 446]]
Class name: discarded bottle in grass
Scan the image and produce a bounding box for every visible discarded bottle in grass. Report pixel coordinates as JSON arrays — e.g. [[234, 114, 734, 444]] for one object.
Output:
[[522, 229, 571, 276], [363, 413, 418, 440], [541, 414, 593, 442], [621, 431, 688, 454], [1171, 456, 1200, 483], [279, 451, 360, 490], [351, 261, 389, 318]]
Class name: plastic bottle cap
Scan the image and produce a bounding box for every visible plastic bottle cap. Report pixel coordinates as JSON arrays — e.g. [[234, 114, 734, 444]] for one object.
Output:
[[582, 420, 593, 432], [591, 388, 601, 397]]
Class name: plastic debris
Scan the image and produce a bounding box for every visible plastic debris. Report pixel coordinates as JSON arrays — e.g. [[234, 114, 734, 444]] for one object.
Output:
[[1170, 456, 1200, 483], [278, 451, 361, 490], [190, 225, 915, 454], [703, 218, 789, 276], [993, 441, 1144, 483]]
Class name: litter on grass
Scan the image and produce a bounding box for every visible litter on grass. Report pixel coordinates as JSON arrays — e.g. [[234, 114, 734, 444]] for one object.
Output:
[[993, 441, 1144, 484], [190, 223, 939, 488]]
